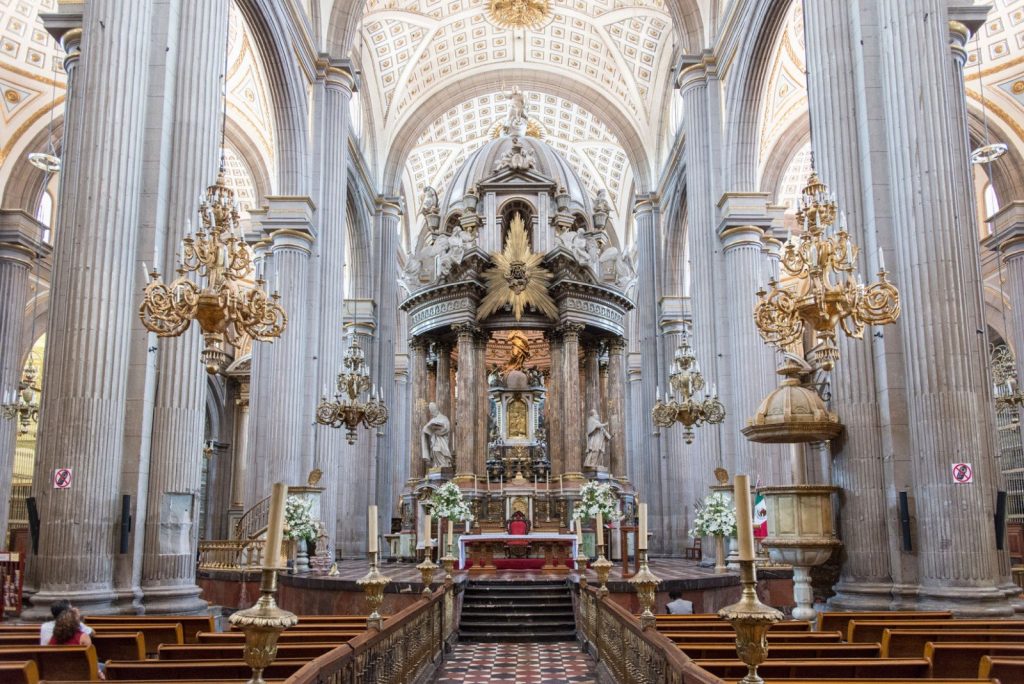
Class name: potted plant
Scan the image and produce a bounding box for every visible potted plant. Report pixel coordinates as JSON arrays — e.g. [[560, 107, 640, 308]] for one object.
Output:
[[689, 492, 738, 573], [284, 495, 318, 573]]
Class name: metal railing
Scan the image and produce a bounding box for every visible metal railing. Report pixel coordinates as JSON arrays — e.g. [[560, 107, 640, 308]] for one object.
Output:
[[576, 584, 723, 684], [234, 494, 272, 540], [197, 539, 266, 570]]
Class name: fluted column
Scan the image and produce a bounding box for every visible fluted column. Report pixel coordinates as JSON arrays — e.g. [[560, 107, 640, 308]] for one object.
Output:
[[547, 331, 564, 475], [27, 0, 155, 616], [230, 392, 250, 512], [408, 338, 429, 479], [878, 0, 1010, 613], [453, 323, 477, 475], [140, 0, 228, 613], [435, 342, 452, 420], [583, 342, 601, 427], [560, 324, 584, 474], [473, 331, 489, 475], [606, 339, 627, 478]]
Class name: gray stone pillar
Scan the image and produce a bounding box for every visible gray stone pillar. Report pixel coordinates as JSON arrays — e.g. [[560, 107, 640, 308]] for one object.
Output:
[[453, 323, 477, 475], [435, 342, 452, 420], [229, 392, 250, 513], [606, 339, 627, 478], [878, 0, 1010, 613], [141, 0, 228, 613], [27, 0, 155, 617], [560, 324, 584, 475], [547, 332, 564, 475], [409, 338, 429, 479], [473, 331, 488, 475], [0, 213, 48, 550]]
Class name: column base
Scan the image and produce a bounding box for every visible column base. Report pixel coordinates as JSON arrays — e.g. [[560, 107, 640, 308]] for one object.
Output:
[[913, 583, 1016, 617], [140, 583, 209, 615], [827, 580, 897, 612], [24, 587, 120, 620]]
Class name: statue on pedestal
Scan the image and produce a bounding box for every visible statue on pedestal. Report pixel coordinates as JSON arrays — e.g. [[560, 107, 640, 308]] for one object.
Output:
[[421, 402, 453, 469], [584, 409, 611, 469]]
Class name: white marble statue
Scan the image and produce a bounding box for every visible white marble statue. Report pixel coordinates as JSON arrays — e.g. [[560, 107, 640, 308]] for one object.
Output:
[[420, 185, 439, 217], [584, 409, 612, 469], [399, 227, 477, 293], [422, 401, 453, 469], [557, 228, 593, 265]]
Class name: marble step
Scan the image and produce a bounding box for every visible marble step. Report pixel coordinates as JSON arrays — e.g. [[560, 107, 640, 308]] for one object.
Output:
[[460, 602, 572, 613], [460, 612, 575, 624], [458, 629, 577, 643]]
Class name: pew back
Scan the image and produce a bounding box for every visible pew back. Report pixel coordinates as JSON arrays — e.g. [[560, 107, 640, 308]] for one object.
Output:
[[92, 632, 147, 662], [979, 655, 1024, 683], [817, 610, 952, 634], [85, 616, 214, 644], [678, 643, 881, 660], [103, 658, 310, 681], [0, 660, 39, 684], [0, 645, 99, 681], [197, 631, 359, 644], [924, 643, 1024, 679], [694, 657, 930, 678], [881, 629, 1024, 658], [157, 643, 339, 661], [848, 619, 1024, 644], [665, 631, 843, 644]]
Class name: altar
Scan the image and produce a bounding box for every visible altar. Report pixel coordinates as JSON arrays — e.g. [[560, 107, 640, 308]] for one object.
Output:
[[459, 533, 578, 572]]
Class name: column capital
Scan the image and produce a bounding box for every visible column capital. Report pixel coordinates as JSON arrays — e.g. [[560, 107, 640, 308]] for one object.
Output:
[[717, 192, 786, 239], [342, 298, 377, 338], [40, 12, 82, 71], [633, 193, 659, 217], [452, 322, 481, 339], [675, 51, 717, 93], [377, 196, 404, 219], [659, 295, 691, 335], [556, 322, 585, 339], [984, 201, 1024, 259], [608, 337, 627, 354], [316, 56, 358, 94], [0, 210, 51, 266], [261, 196, 317, 242], [409, 336, 429, 353]]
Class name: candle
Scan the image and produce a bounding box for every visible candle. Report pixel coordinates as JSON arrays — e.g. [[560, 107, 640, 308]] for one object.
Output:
[[734, 474, 755, 561], [447, 520, 454, 547], [576, 526, 583, 553], [368, 505, 379, 554], [423, 513, 432, 547], [878, 246, 885, 272], [596, 511, 604, 548], [262, 482, 288, 570], [638, 503, 648, 551], [142, 262, 149, 280]]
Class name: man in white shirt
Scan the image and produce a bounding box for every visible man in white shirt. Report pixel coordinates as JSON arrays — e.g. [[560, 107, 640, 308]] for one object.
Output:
[[665, 591, 694, 615], [39, 599, 93, 645]]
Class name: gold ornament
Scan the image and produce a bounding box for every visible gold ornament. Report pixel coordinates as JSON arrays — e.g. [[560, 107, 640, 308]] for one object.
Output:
[[315, 336, 389, 444], [477, 212, 559, 322], [487, 0, 550, 29], [651, 330, 725, 444]]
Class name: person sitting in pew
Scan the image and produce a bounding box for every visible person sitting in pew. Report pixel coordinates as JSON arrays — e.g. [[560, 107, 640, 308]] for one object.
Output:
[[39, 599, 93, 646], [48, 608, 92, 648], [666, 592, 694, 615]]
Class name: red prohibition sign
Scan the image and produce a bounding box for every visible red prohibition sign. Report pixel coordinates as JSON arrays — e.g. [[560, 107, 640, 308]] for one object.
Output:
[[53, 468, 72, 489], [952, 463, 973, 484]]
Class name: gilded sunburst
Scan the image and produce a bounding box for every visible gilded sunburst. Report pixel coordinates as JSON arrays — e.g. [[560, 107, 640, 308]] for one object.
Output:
[[477, 213, 559, 322], [487, 0, 551, 30]]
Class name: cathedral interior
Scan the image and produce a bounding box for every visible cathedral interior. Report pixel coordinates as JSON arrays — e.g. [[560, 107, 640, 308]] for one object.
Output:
[[2, 0, 1024, 679]]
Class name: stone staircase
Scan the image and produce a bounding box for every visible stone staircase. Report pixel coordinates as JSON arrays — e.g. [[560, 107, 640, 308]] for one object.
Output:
[[458, 579, 576, 642]]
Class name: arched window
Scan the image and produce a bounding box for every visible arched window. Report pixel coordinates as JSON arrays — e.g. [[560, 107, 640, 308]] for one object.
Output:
[[984, 183, 1000, 221], [500, 199, 534, 248], [36, 191, 53, 242]]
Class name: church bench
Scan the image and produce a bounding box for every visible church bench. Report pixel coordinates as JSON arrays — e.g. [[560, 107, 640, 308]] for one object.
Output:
[[979, 655, 1024, 683], [881, 629, 1024, 657], [0, 645, 99, 681], [693, 657, 930, 678], [91, 633, 147, 662], [924, 643, 1024, 679], [197, 630, 360, 644], [655, 620, 812, 632], [0, 660, 39, 684], [666, 631, 843, 644], [848, 619, 1024, 644], [678, 643, 881, 660], [0, 633, 42, 645], [816, 610, 952, 635], [85, 616, 214, 643], [87, 624, 183, 655], [103, 658, 310, 680], [157, 643, 340, 661]]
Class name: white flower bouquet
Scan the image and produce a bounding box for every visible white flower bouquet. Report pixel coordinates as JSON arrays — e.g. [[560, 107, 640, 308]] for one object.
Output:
[[430, 481, 474, 521], [572, 480, 622, 522], [688, 492, 737, 539], [283, 495, 318, 542]]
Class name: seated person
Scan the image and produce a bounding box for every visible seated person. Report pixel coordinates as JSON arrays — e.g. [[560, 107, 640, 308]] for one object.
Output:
[[40, 599, 94, 645], [665, 591, 693, 615], [48, 607, 92, 647]]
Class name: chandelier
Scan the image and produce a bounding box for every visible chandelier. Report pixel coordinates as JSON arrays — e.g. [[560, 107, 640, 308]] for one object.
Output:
[[753, 171, 900, 372], [990, 344, 1024, 413], [139, 167, 287, 374], [315, 336, 389, 444], [1, 357, 40, 436], [651, 331, 725, 444]]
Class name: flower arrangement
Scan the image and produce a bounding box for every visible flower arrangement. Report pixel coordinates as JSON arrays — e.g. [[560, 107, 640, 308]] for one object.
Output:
[[688, 492, 737, 539], [572, 480, 623, 522], [283, 495, 318, 542], [429, 482, 474, 521]]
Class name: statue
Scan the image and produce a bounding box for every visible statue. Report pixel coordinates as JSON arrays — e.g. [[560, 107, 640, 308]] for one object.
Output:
[[593, 189, 612, 216], [421, 401, 453, 469], [505, 330, 531, 372], [584, 409, 612, 469], [420, 185, 439, 218], [500, 85, 527, 126]]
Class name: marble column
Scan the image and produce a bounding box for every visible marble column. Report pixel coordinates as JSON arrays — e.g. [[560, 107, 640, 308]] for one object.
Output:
[[606, 339, 628, 478], [878, 0, 1010, 613], [311, 61, 354, 561], [435, 342, 452, 422], [229, 392, 250, 514], [408, 338, 428, 479], [453, 323, 477, 475], [473, 331, 489, 475], [547, 332, 564, 475], [560, 324, 584, 474], [0, 213, 47, 550], [583, 342, 601, 426], [27, 0, 155, 616], [141, 0, 228, 613]]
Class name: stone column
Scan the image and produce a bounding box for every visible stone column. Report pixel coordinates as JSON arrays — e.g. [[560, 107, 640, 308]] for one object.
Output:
[[606, 339, 628, 478], [583, 342, 601, 425], [435, 341, 452, 419], [229, 392, 250, 514], [560, 324, 584, 474], [453, 323, 477, 475], [27, 0, 155, 616], [408, 338, 429, 479], [0, 213, 48, 550], [878, 0, 1010, 613], [546, 331, 564, 475], [473, 331, 489, 475], [140, 0, 228, 613]]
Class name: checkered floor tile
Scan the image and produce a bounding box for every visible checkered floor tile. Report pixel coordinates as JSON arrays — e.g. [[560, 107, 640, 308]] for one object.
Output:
[[433, 642, 597, 683]]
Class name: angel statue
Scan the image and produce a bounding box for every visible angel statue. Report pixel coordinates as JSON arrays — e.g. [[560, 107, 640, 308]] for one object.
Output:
[[421, 401, 453, 469], [584, 409, 612, 469]]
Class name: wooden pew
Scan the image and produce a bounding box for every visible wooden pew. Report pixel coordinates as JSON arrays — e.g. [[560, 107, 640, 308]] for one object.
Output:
[[227, 616, 368, 632], [0, 660, 39, 684], [816, 610, 952, 635], [104, 658, 310, 680], [0, 634, 41, 646], [89, 623, 183, 655], [197, 630, 359, 644], [979, 655, 1024, 683], [881, 629, 1024, 657], [92, 633, 147, 662], [656, 613, 731, 621], [0, 645, 99, 681], [848, 619, 1024, 644], [925, 643, 1024, 679], [693, 657, 931, 678], [678, 643, 881, 660], [722, 680, 996, 684], [666, 631, 844, 644], [654, 620, 812, 632], [157, 643, 339, 661], [85, 615, 214, 644]]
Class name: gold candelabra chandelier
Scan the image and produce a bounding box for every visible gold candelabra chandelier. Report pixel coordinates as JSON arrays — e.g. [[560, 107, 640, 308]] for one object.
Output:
[[651, 331, 725, 444], [139, 166, 287, 374], [1, 357, 40, 436], [315, 335, 389, 444], [753, 171, 900, 371], [990, 343, 1024, 414]]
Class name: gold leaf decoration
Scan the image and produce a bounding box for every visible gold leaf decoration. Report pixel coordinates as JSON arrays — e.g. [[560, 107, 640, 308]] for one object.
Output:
[[477, 213, 559, 322], [488, 0, 550, 29]]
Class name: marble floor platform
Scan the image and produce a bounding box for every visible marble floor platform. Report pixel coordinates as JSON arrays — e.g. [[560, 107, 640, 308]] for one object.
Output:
[[432, 642, 597, 683]]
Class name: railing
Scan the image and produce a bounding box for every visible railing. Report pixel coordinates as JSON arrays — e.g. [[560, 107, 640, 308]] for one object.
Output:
[[284, 583, 459, 684], [234, 494, 272, 540], [197, 539, 266, 570], [7, 483, 30, 528], [576, 584, 724, 684]]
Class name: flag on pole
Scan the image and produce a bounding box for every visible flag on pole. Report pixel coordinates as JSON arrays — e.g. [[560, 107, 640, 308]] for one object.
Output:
[[753, 489, 768, 539]]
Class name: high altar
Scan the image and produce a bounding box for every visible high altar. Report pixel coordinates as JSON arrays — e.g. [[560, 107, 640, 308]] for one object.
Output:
[[397, 94, 639, 564]]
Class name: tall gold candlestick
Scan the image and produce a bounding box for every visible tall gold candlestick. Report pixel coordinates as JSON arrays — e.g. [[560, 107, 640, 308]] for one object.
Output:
[[228, 567, 298, 684], [356, 550, 392, 630], [263, 483, 288, 569], [718, 559, 783, 684], [734, 475, 755, 561]]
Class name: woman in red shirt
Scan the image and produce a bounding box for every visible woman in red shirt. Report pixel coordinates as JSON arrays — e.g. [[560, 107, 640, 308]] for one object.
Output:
[[48, 608, 92, 647]]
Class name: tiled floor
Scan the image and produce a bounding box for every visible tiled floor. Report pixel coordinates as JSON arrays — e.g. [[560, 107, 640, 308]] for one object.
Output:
[[433, 642, 597, 683]]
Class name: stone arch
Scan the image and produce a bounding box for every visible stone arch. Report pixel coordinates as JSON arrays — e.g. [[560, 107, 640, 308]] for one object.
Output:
[[346, 175, 374, 300], [966, 110, 1024, 203], [225, 118, 273, 205], [2, 116, 64, 214], [759, 112, 811, 199]]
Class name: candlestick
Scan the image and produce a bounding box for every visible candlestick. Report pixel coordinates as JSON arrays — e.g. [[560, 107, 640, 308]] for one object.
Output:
[[638, 503, 648, 551], [423, 513, 432, 548], [447, 519, 453, 547], [734, 475, 755, 562], [368, 505, 378, 554], [262, 483, 287, 570], [596, 511, 604, 547]]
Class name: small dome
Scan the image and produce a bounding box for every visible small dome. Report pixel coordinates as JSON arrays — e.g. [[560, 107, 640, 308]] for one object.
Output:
[[742, 357, 843, 444], [441, 133, 593, 218], [506, 369, 529, 390]]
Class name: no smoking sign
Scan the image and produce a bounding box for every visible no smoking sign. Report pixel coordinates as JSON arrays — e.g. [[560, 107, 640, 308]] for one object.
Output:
[[951, 463, 973, 484], [52, 468, 72, 489]]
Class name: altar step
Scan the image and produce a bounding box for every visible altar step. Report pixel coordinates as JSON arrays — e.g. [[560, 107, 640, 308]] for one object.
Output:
[[458, 580, 576, 643]]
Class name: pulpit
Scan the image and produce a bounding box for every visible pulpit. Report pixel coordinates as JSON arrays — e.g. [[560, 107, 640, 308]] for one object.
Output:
[[504, 511, 532, 558]]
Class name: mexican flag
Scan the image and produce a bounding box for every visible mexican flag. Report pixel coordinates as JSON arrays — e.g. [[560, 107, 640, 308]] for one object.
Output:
[[753, 491, 768, 539]]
